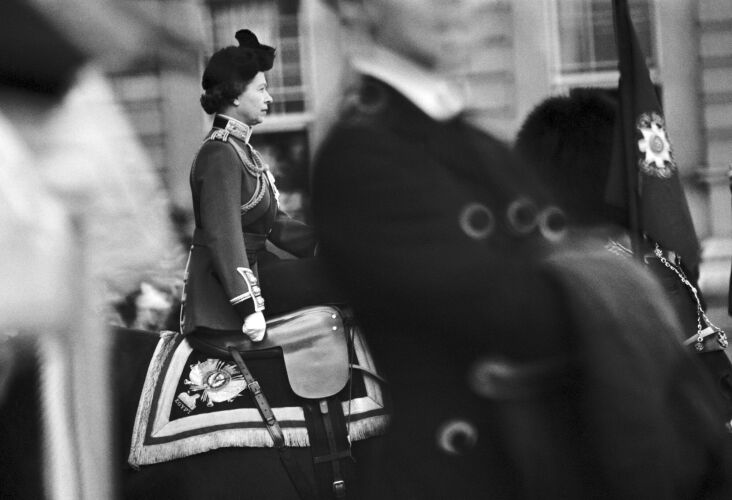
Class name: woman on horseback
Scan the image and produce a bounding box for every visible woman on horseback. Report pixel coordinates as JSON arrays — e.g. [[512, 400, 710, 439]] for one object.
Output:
[[121, 29, 387, 500], [180, 29, 316, 343]]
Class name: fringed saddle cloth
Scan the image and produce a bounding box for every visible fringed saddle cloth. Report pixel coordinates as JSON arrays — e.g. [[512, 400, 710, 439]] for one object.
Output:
[[128, 306, 389, 467]]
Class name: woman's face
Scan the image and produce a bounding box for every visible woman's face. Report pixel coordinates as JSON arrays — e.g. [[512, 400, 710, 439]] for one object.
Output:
[[233, 72, 273, 126]]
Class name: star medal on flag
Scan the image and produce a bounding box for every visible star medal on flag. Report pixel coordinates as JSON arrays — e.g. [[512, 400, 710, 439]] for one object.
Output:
[[183, 358, 247, 407], [636, 112, 677, 179]]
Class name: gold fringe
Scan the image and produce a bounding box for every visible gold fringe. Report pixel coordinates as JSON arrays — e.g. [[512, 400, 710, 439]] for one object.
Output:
[[348, 414, 391, 442], [131, 427, 311, 466], [128, 332, 180, 469]]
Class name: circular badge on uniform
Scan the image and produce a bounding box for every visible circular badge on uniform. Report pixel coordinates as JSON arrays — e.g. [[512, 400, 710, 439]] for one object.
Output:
[[636, 112, 676, 179]]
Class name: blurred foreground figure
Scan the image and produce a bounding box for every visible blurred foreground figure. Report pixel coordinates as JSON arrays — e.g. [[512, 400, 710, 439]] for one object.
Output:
[[0, 88, 76, 500], [515, 89, 732, 422], [313, 1, 732, 498], [0, 0, 197, 498]]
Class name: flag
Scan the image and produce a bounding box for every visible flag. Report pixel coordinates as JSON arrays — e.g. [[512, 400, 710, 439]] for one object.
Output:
[[606, 0, 700, 270]]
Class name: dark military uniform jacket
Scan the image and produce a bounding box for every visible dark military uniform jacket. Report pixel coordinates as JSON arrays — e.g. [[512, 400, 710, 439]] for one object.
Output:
[[312, 49, 732, 499], [181, 114, 315, 334]]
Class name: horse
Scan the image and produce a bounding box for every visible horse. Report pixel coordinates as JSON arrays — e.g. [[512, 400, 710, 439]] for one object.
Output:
[[4, 253, 732, 500], [0, 260, 391, 500]]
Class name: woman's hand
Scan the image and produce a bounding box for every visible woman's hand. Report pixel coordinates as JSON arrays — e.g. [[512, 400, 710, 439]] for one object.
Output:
[[242, 311, 266, 342]]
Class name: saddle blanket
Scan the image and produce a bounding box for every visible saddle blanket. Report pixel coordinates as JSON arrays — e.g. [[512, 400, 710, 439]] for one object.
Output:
[[128, 328, 389, 467]]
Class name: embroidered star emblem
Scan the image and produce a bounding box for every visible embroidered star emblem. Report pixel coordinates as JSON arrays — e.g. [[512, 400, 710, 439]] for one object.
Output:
[[184, 359, 247, 407], [636, 112, 677, 178]]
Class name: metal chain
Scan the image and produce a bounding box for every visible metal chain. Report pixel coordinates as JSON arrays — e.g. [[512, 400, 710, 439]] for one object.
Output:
[[653, 244, 705, 334], [652, 244, 727, 350]]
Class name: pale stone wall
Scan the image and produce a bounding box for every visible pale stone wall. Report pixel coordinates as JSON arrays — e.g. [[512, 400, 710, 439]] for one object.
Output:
[[697, 0, 732, 299]]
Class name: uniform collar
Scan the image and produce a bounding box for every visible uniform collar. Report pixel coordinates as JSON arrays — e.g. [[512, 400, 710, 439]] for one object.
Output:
[[214, 114, 252, 143], [350, 45, 465, 122]]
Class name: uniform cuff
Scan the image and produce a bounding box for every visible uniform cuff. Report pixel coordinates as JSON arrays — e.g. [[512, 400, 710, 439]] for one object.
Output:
[[231, 267, 265, 315], [233, 300, 256, 318]]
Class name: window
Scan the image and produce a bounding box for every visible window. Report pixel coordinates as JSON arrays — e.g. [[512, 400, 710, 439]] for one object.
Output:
[[551, 0, 657, 90]]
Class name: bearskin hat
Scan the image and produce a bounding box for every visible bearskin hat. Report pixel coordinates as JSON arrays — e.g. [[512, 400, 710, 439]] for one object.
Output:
[[201, 30, 276, 90], [514, 88, 625, 226]]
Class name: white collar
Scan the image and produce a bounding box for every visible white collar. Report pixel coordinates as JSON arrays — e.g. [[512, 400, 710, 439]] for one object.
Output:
[[217, 114, 253, 143], [350, 45, 465, 122]]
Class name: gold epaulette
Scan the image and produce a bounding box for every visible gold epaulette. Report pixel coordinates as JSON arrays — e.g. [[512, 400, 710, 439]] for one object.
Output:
[[207, 129, 230, 142]]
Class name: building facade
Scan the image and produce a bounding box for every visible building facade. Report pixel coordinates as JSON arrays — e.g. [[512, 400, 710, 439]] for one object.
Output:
[[112, 0, 732, 299]]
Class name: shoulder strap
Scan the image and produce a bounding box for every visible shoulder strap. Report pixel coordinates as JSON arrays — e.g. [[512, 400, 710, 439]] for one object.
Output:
[[207, 128, 230, 143]]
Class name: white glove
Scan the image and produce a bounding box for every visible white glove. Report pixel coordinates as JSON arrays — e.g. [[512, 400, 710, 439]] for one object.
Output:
[[242, 311, 266, 342]]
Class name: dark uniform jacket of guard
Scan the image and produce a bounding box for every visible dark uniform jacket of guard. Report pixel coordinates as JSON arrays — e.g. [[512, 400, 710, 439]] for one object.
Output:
[[312, 76, 732, 499], [181, 114, 316, 334]]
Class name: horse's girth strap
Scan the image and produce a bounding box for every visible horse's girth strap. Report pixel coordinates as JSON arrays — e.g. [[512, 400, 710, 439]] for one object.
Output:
[[317, 400, 347, 498], [228, 348, 317, 500]]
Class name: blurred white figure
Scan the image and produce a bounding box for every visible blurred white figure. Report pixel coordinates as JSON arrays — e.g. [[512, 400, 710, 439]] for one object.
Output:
[[0, 65, 183, 500], [0, 93, 88, 499], [32, 65, 184, 305], [0, 108, 78, 500], [0, 1, 202, 497], [0, 111, 74, 330]]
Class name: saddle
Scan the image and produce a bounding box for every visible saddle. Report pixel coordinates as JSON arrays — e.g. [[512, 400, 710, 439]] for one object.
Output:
[[186, 305, 350, 400]]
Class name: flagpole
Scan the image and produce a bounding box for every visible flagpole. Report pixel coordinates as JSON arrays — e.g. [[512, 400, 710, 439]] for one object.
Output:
[[612, 0, 642, 258]]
